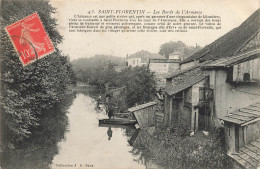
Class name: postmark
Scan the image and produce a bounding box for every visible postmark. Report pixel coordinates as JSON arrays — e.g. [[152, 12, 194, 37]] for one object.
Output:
[[5, 12, 55, 66]]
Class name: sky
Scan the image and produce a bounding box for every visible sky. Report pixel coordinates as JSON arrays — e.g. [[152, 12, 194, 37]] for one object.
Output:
[[50, 0, 259, 61]]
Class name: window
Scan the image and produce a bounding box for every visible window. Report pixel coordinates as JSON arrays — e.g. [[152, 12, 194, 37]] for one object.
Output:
[[199, 87, 205, 102], [243, 73, 250, 82]]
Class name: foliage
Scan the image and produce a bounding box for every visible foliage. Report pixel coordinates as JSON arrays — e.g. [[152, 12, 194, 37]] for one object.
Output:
[[159, 41, 186, 58], [72, 55, 124, 81], [75, 61, 156, 109], [2, 93, 76, 169], [158, 40, 201, 59], [116, 66, 156, 107], [133, 127, 232, 169], [0, 0, 75, 148], [109, 93, 128, 114]]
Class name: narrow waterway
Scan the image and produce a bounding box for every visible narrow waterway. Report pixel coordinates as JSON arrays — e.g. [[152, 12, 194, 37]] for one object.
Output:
[[51, 93, 146, 169]]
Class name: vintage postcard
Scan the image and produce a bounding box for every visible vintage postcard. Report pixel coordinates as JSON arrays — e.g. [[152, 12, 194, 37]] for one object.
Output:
[[0, 0, 259, 169]]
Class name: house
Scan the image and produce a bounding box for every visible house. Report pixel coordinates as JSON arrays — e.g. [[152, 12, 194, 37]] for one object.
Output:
[[162, 10, 260, 168], [168, 46, 201, 61], [163, 9, 260, 132], [201, 49, 260, 128], [126, 50, 165, 67], [220, 103, 260, 169], [169, 51, 182, 60], [148, 58, 180, 89], [164, 65, 211, 131]]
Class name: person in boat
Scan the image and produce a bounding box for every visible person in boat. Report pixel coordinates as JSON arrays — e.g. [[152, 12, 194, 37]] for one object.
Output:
[[97, 95, 102, 109], [107, 105, 114, 119], [107, 126, 112, 140]]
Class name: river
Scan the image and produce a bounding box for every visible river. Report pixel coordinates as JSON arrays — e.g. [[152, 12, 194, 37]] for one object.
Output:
[[3, 93, 159, 169], [51, 93, 145, 169]]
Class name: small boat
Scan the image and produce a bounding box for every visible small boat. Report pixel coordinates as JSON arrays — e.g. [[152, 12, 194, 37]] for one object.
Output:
[[98, 123, 136, 129], [99, 118, 137, 125]]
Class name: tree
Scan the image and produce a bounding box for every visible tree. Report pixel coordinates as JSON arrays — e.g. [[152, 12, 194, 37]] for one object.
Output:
[[159, 41, 186, 58], [116, 66, 156, 107], [72, 55, 124, 84], [0, 0, 74, 148]]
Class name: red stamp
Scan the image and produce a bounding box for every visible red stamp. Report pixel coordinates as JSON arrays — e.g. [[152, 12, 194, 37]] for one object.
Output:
[[5, 12, 55, 66]]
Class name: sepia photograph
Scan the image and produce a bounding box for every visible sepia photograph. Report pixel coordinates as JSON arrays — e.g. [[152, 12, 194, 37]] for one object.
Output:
[[0, 0, 259, 169]]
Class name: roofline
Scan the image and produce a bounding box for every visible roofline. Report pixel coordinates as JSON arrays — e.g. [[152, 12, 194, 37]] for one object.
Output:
[[241, 117, 260, 126], [165, 75, 209, 96], [127, 101, 158, 112], [149, 58, 180, 63], [166, 61, 211, 79], [180, 49, 212, 64], [220, 117, 260, 126], [202, 49, 260, 69], [166, 65, 200, 79], [234, 29, 260, 55], [220, 102, 260, 125]]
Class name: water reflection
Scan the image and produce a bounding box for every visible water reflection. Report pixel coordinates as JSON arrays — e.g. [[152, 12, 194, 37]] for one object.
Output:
[[107, 127, 113, 140], [2, 93, 76, 169], [3, 92, 158, 169], [51, 93, 145, 169]]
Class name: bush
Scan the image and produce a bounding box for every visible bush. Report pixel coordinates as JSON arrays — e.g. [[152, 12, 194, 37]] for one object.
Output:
[[1, 0, 75, 149], [132, 127, 232, 169]]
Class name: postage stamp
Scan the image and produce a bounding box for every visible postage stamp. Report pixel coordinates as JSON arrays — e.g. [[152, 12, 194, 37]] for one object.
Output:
[[5, 12, 55, 66]]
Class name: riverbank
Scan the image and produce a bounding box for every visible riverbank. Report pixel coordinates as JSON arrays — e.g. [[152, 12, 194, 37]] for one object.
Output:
[[133, 125, 232, 169]]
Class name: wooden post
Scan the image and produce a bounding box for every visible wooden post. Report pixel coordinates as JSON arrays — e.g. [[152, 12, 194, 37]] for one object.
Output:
[[164, 94, 168, 126], [169, 97, 173, 126], [243, 126, 247, 145], [194, 111, 196, 133]]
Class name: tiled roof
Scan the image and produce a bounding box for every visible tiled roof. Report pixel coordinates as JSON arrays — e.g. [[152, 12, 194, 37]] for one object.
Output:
[[166, 60, 212, 79], [166, 65, 200, 79], [128, 102, 158, 112], [170, 51, 182, 55], [229, 138, 260, 169], [182, 9, 260, 64], [202, 49, 260, 68], [220, 103, 260, 126], [165, 70, 208, 96], [128, 50, 165, 59], [149, 59, 180, 63], [149, 53, 165, 59]]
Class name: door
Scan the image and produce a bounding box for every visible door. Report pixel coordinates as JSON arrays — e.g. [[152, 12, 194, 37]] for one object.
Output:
[[198, 87, 213, 131]]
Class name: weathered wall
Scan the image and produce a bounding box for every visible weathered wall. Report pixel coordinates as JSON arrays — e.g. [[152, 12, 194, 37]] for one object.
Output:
[[150, 62, 180, 74], [225, 122, 236, 153], [225, 121, 260, 153], [165, 88, 192, 129], [149, 62, 180, 88], [133, 105, 157, 129], [168, 62, 180, 73], [245, 121, 260, 144], [164, 79, 210, 130], [233, 57, 260, 82], [180, 60, 198, 70], [209, 69, 260, 128], [191, 79, 208, 131]]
